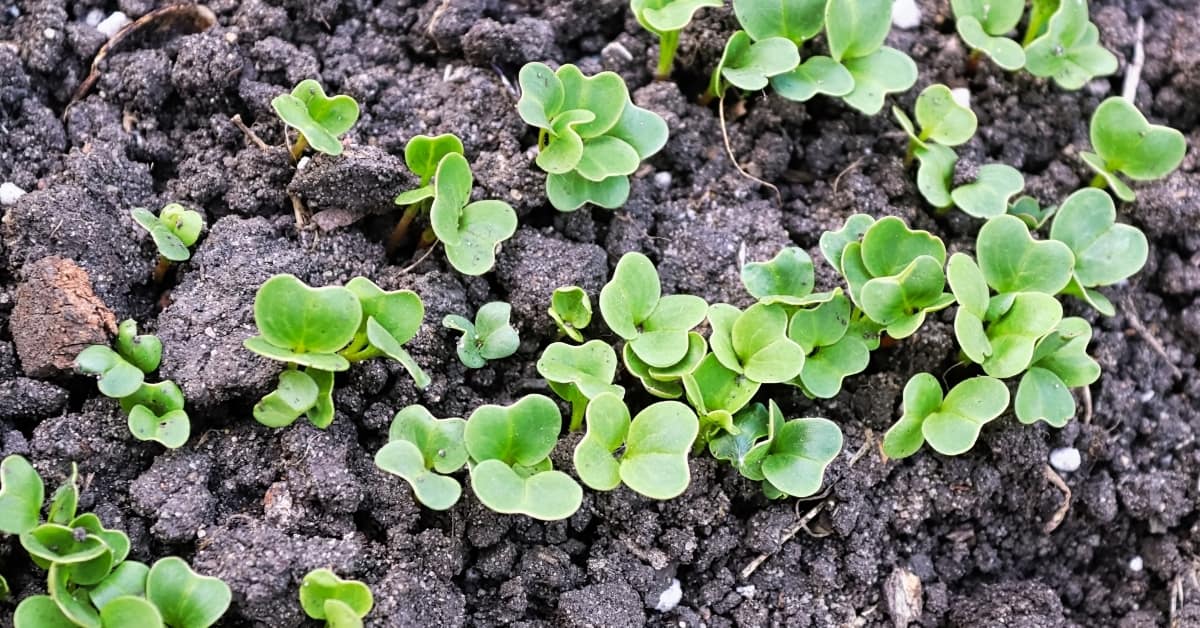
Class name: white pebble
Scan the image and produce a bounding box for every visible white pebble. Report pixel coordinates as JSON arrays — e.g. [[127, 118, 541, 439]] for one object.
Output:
[[1138, 390, 1154, 402], [1049, 447, 1081, 473], [950, 88, 971, 110], [85, 8, 105, 27], [0, 182, 27, 206], [654, 171, 672, 190], [297, 156, 311, 170], [97, 12, 131, 38], [892, 0, 921, 30], [654, 578, 682, 612], [736, 585, 756, 599], [42, 28, 57, 40], [1129, 556, 1143, 572]]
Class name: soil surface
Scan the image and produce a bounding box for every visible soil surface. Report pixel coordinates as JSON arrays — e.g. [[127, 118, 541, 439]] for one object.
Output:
[[2, 0, 1199, 626]]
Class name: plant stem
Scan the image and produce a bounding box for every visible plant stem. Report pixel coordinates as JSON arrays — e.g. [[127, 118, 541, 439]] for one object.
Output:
[[537, 128, 549, 152], [340, 333, 370, 358], [965, 49, 982, 74], [342, 346, 380, 363], [655, 30, 680, 80], [569, 402, 585, 432], [387, 203, 423, 255], [289, 133, 309, 162], [418, 226, 438, 249], [1089, 173, 1108, 189], [152, 256, 172, 284]]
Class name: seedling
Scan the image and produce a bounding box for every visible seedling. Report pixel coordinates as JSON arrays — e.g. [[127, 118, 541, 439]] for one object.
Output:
[[1080, 97, 1187, 202], [819, 214, 876, 275], [443, 302, 520, 368], [622, 331, 707, 399], [824, 0, 917, 114], [389, 133, 463, 252], [375, 406, 468, 510], [299, 569, 373, 628], [1015, 317, 1101, 426], [707, 303, 806, 384], [740, 247, 833, 306], [272, 79, 360, 160], [464, 395, 582, 520], [573, 393, 698, 499], [882, 373, 1010, 458], [682, 353, 760, 441], [131, 203, 204, 282], [893, 84, 977, 209], [1024, 0, 1117, 90], [630, 0, 723, 79], [709, 400, 842, 498], [120, 381, 190, 449], [536, 340, 624, 430], [975, 214, 1074, 295], [549, 286, 592, 342], [707, 31, 800, 101], [599, 252, 707, 368], [729, 0, 852, 102], [1007, 196, 1057, 229], [516, 63, 668, 211], [950, 164, 1025, 219], [245, 274, 428, 428], [787, 292, 872, 398], [952, 0, 1025, 70], [1049, 188, 1148, 315]]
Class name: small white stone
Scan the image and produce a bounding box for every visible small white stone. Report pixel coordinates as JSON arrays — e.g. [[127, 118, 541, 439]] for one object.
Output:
[[85, 8, 105, 27], [0, 182, 27, 206], [1138, 390, 1154, 402], [1049, 447, 1081, 473], [297, 156, 311, 170], [736, 585, 756, 599], [43, 28, 57, 40], [892, 0, 922, 30], [655, 579, 682, 612], [1129, 556, 1143, 572], [97, 12, 131, 38], [654, 171, 672, 190], [950, 88, 972, 110]]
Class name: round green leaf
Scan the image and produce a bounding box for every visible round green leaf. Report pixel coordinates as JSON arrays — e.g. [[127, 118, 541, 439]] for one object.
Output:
[[429, 152, 473, 246], [636, 0, 724, 33], [951, 0, 1024, 34], [682, 353, 760, 418], [955, 16, 1025, 70], [147, 557, 232, 628], [128, 406, 190, 449], [1049, 187, 1148, 288], [537, 340, 623, 400], [761, 416, 843, 498], [443, 200, 519, 276], [0, 455, 43, 535], [605, 98, 669, 161], [915, 84, 977, 147], [546, 171, 630, 211], [976, 215, 1074, 294], [21, 524, 108, 565], [1024, 0, 1117, 90], [819, 214, 875, 274], [159, 203, 204, 248], [600, 252, 661, 340], [882, 372, 944, 459], [1087, 97, 1186, 182], [772, 56, 855, 101], [573, 393, 631, 491], [555, 65, 628, 138], [250, 274, 362, 356], [825, 0, 892, 61], [91, 561, 150, 611], [271, 79, 360, 156], [470, 461, 582, 520], [629, 294, 709, 368], [299, 569, 373, 621], [404, 134, 464, 182], [731, 303, 807, 384], [741, 247, 815, 303], [100, 596, 164, 628], [914, 142, 957, 209], [346, 277, 424, 346], [797, 333, 870, 398], [465, 395, 562, 466], [861, 217, 947, 277], [538, 109, 594, 174], [376, 440, 462, 510], [841, 47, 918, 115], [734, 0, 826, 44], [15, 595, 79, 628], [951, 164, 1024, 219], [76, 346, 145, 398], [981, 292, 1063, 379], [115, 319, 163, 374], [922, 376, 1009, 456], [549, 286, 592, 342], [574, 137, 641, 182], [619, 401, 698, 499], [1015, 367, 1075, 427], [253, 369, 319, 428], [119, 380, 185, 415], [516, 62, 563, 130], [716, 32, 800, 94]]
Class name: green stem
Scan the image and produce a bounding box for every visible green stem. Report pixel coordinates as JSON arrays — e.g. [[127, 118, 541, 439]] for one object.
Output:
[[568, 402, 586, 432], [289, 133, 309, 162], [342, 346, 381, 363], [656, 30, 681, 80], [387, 203, 423, 255], [537, 128, 549, 152], [1088, 173, 1108, 189], [340, 332, 370, 358]]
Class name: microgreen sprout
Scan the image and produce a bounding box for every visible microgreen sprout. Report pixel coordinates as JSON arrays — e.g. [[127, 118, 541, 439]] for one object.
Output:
[[882, 373, 1010, 458], [1080, 97, 1187, 202], [731, 0, 852, 102], [892, 84, 978, 209], [630, 0, 723, 79], [443, 302, 520, 368], [120, 381, 190, 449], [573, 393, 698, 499], [272, 79, 360, 160], [548, 286, 592, 342], [517, 63, 668, 211], [299, 569, 373, 628], [707, 302, 806, 385], [1049, 188, 1148, 315], [952, 0, 1025, 70], [1007, 196, 1057, 229], [599, 252, 707, 368], [682, 353, 760, 441], [787, 292, 872, 398], [389, 133, 463, 251], [708, 31, 801, 101], [709, 400, 842, 498], [375, 406, 468, 510], [536, 340, 624, 430], [740, 246, 830, 306], [131, 203, 204, 282], [622, 331, 707, 399], [951, 164, 1025, 219], [1015, 317, 1100, 426], [823, 0, 917, 114]]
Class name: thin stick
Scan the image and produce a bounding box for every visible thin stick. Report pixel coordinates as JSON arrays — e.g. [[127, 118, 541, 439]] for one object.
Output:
[[230, 114, 270, 151], [400, 241, 440, 274], [1081, 385, 1093, 425], [1121, 18, 1145, 103], [289, 192, 309, 230], [1123, 297, 1182, 378], [1042, 464, 1071, 534], [719, 93, 782, 204]]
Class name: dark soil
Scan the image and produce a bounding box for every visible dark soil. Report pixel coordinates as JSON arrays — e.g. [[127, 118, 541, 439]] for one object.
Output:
[[2, 0, 1199, 626]]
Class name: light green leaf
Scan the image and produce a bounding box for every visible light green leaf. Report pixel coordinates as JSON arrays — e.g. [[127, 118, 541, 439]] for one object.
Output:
[[147, 558, 232, 628], [914, 142, 957, 208], [825, 0, 893, 61], [1024, 0, 1118, 90], [404, 134, 464, 182], [253, 370, 319, 428], [271, 79, 360, 156], [952, 164, 1025, 219], [772, 56, 855, 101], [976, 215, 1074, 294], [0, 455, 44, 535], [546, 171, 630, 211], [914, 84, 977, 147], [299, 569, 373, 621], [956, 16, 1025, 70], [741, 247, 815, 304]]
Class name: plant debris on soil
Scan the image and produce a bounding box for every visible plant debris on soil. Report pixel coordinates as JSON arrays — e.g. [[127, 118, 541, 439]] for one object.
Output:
[[2, 0, 1200, 627]]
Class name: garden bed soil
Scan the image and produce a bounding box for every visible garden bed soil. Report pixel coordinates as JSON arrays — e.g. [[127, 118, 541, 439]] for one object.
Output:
[[2, 0, 1200, 626]]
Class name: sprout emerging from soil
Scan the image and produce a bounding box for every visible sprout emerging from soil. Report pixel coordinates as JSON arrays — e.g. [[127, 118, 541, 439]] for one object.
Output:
[[709, 400, 842, 499], [537, 340, 624, 430], [375, 406, 468, 510], [707, 302, 806, 385], [1080, 97, 1187, 202], [630, 0, 723, 79], [883, 373, 1010, 458], [573, 393, 698, 499], [272, 79, 360, 160], [443, 302, 520, 369], [130, 203, 204, 282], [548, 286, 592, 342], [1049, 188, 1149, 315], [599, 252, 707, 368], [299, 569, 374, 627]]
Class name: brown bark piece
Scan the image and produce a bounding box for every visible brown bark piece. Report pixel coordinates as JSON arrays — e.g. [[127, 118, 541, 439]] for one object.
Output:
[[11, 256, 117, 377]]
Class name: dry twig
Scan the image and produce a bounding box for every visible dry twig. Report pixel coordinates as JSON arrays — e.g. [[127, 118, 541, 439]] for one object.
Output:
[[1042, 464, 1072, 534]]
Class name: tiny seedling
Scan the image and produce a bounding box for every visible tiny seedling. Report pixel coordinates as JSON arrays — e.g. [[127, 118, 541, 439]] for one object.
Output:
[[375, 406, 468, 510], [120, 381, 190, 449], [131, 203, 204, 281], [707, 303, 807, 385], [740, 247, 833, 306], [824, 0, 918, 114], [464, 395, 582, 520], [536, 340, 624, 430], [975, 214, 1074, 295], [730, 0, 853, 102], [882, 373, 1010, 458], [76, 345, 145, 399], [599, 252, 707, 368], [682, 353, 761, 441], [144, 557, 233, 628], [272, 79, 360, 160], [708, 31, 800, 100], [951, 164, 1025, 219], [709, 400, 842, 498], [516, 63, 668, 211], [573, 393, 698, 499], [1049, 188, 1148, 315], [390, 133, 462, 251], [1007, 196, 1057, 229], [1015, 317, 1101, 427], [952, 0, 1026, 70], [630, 0, 723, 79], [1080, 97, 1187, 202], [1024, 0, 1117, 90], [299, 569, 373, 628], [893, 84, 978, 209], [548, 286, 592, 342], [622, 331, 707, 399], [443, 302, 520, 369], [787, 291, 872, 398]]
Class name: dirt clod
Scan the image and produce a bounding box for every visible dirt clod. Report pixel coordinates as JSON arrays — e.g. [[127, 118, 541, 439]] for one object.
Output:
[[10, 255, 116, 377]]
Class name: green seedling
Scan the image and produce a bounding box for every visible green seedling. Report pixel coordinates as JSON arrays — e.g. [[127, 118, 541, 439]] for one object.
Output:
[[1007, 196, 1057, 230], [894, 84, 978, 153], [344, 277, 428, 386], [131, 203, 204, 282], [682, 354, 760, 441], [375, 406, 468, 510], [948, 253, 1064, 379], [0, 455, 43, 535], [536, 340, 624, 430], [1049, 188, 1148, 316], [1080, 97, 1187, 202], [145, 557, 232, 628], [573, 393, 698, 499], [709, 400, 842, 498], [708, 31, 800, 100], [630, 0, 723, 79], [819, 214, 876, 275], [464, 395, 582, 520], [1024, 0, 1117, 90], [114, 319, 163, 374], [120, 381, 190, 449], [975, 214, 1074, 295], [244, 275, 363, 372], [622, 331, 707, 399], [46, 463, 78, 526], [299, 569, 373, 628], [952, 0, 1025, 70], [272, 79, 360, 160], [516, 63, 668, 211], [729, 0, 853, 101], [787, 292, 872, 398], [549, 286, 592, 342], [389, 134, 463, 252], [708, 303, 806, 384], [443, 302, 520, 368], [882, 373, 1010, 458], [599, 252, 707, 368], [740, 247, 834, 306], [824, 0, 917, 114], [951, 164, 1025, 219], [1015, 317, 1101, 427], [75, 345, 144, 399], [839, 217, 954, 339]]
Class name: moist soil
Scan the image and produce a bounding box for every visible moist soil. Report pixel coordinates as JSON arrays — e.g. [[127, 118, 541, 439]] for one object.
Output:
[[2, 0, 1200, 626]]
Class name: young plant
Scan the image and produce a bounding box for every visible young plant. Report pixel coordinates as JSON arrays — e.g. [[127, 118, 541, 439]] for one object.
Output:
[[548, 286, 592, 342], [121, 381, 190, 449], [389, 133, 463, 251], [443, 302, 520, 368], [975, 214, 1074, 295], [952, 0, 1026, 70], [950, 164, 1025, 219], [1015, 317, 1101, 427], [1007, 196, 1057, 229], [375, 406, 468, 510], [464, 395, 582, 520], [536, 340, 624, 430], [823, 0, 918, 115], [272, 79, 360, 160], [707, 303, 806, 385], [131, 203, 204, 282], [245, 274, 428, 428], [0, 455, 43, 535], [893, 84, 978, 209], [882, 374, 1010, 458], [787, 292, 872, 398], [707, 31, 801, 101], [299, 569, 373, 628], [1049, 188, 1148, 315], [740, 246, 833, 306], [630, 0, 723, 79], [709, 400, 842, 499], [1080, 97, 1187, 202], [573, 393, 698, 499], [516, 63, 668, 211], [682, 353, 761, 441], [731, 0, 853, 102], [599, 252, 707, 368], [622, 331, 707, 399], [1023, 0, 1117, 90]]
